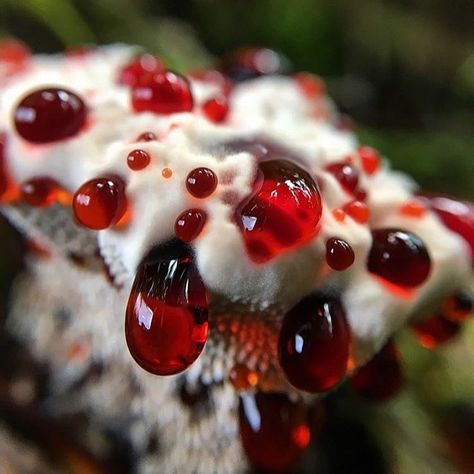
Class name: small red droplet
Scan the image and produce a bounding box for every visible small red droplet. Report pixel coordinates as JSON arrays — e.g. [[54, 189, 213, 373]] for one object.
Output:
[[368, 228, 431, 288], [350, 341, 404, 402], [229, 363, 258, 391], [400, 200, 426, 218], [326, 162, 359, 195], [239, 392, 310, 473], [411, 314, 461, 349], [14, 88, 87, 143], [162, 167, 173, 179], [125, 241, 208, 375], [202, 95, 229, 123], [175, 209, 207, 243], [186, 167, 218, 198], [326, 237, 355, 271], [117, 54, 165, 86], [20, 177, 59, 207], [73, 176, 127, 230], [136, 131, 157, 142], [0, 38, 30, 64], [294, 72, 325, 98], [344, 200, 369, 224], [442, 291, 473, 324], [127, 149, 151, 171], [131, 71, 193, 115], [236, 160, 322, 263], [358, 146, 380, 175], [278, 296, 351, 393], [332, 208, 346, 222]]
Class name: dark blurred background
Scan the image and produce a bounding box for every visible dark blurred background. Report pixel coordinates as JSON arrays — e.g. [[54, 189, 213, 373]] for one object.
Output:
[[0, 1, 473, 473]]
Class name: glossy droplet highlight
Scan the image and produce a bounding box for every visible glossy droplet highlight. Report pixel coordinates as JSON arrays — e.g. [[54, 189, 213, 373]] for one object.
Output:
[[278, 295, 351, 393], [186, 167, 218, 198], [239, 392, 310, 473], [411, 314, 460, 349], [175, 209, 207, 243], [326, 237, 355, 271], [131, 71, 193, 115], [326, 162, 359, 195], [125, 240, 208, 375], [14, 88, 87, 143], [127, 149, 150, 171], [73, 176, 127, 230], [236, 160, 322, 263], [350, 341, 404, 402], [367, 228, 431, 288], [202, 95, 229, 123], [20, 177, 59, 207], [117, 54, 165, 86]]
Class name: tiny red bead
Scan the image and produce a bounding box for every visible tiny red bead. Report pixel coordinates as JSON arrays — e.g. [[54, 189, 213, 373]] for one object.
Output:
[[278, 296, 351, 393], [350, 341, 404, 402], [202, 95, 229, 123], [136, 131, 157, 142], [344, 200, 369, 224], [117, 54, 165, 86], [326, 162, 359, 194], [411, 314, 461, 349], [125, 241, 208, 375], [73, 176, 127, 230], [358, 146, 381, 175], [186, 167, 218, 198], [14, 88, 87, 143], [131, 71, 193, 115], [326, 237, 355, 271], [239, 392, 310, 473], [20, 177, 59, 207], [127, 149, 151, 171], [175, 209, 207, 242]]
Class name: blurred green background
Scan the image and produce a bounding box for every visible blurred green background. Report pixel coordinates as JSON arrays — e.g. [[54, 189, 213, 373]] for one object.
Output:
[[0, 1, 473, 473]]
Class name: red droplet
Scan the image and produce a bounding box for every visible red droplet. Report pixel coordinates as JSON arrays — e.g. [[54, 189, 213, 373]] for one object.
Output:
[[350, 341, 404, 402], [326, 162, 359, 194], [136, 131, 157, 142], [278, 296, 351, 393], [358, 146, 380, 175], [343, 200, 369, 224], [186, 167, 218, 198], [14, 88, 87, 143], [229, 363, 258, 391], [20, 177, 59, 207], [368, 229, 431, 288], [332, 208, 346, 222], [125, 241, 208, 375], [399, 199, 426, 218], [326, 237, 355, 271], [202, 95, 229, 123], [294, 72, 325, 98], [131, 71, 193, 115], [127, 149, 151, 171], [442, 291, 473, 324], [236, 160, 322, 263], [411, 314, 461, 349], [162, 167, 173, 179], [73, 176, 127, 230], [0, 38, 30, 64], [239, 392, 310, 473], [117, 54, 165, 86], [175, 209, 207, 243]]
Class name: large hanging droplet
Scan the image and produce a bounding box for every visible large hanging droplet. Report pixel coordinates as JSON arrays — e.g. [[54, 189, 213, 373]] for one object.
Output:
[[367, 228, 431, 288], [125, 240, 208, 375], [278, 295, 351, 393], [236, 159, 322, 263], [239, 391, 311, 473]]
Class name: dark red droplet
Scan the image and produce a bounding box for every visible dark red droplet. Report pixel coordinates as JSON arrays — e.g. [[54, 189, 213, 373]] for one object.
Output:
[[186, 167, 218, 198], [73, 176, 127, 230], [175, 209, 207, 242], [278, 296, 351, 393], [411, 314, 461, 349], [131, 71, 193, 115], [14, 88, 87, 143], [127, 149, 151, 171], [326, 162, 360, 195], [326, 237, 355, 271], [117, 54, 165, 86], [358, 146, 380, 175], [350, 341, 404, 402], [236, 160, 322, 263], [367, 229, 431, 288], [202, 95, 229, 123], [136, 131, 157, 142], [239, 392, 310, 473], [125, 240, 208, 375], [442, 291, 473, 324], [20, 177, 59, 207]]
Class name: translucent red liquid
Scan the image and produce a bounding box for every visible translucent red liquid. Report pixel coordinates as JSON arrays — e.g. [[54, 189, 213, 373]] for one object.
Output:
[[174, 209, 207, 243]]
